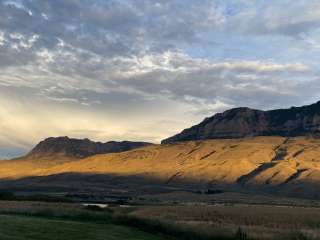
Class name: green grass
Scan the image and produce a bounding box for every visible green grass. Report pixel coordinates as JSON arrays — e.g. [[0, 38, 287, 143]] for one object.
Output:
[[0, 214, 174, 240]]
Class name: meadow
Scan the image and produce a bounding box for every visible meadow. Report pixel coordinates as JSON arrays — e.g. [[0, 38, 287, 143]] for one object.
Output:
[[0, 200, 318, 240], [0, 214, 172, 240], [130, 204, 320, 240]]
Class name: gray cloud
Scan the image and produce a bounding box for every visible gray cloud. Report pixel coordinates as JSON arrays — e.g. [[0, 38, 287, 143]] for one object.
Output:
[[226, 0, 320, 37]]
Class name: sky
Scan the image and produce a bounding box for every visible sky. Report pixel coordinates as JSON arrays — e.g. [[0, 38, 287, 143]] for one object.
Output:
[[1, 0, 320, 158]]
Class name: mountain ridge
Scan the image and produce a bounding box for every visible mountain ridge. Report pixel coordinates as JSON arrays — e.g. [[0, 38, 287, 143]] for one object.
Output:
[[0, 101, 320, 200], [26, 136, 153, 159], [162, 101, 320, 144]]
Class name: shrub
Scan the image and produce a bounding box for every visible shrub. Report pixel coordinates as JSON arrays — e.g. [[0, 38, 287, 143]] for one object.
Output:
[[235, 227, 248, 240]]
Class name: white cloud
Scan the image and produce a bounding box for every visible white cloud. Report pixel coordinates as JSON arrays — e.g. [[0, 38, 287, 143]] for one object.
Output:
[[8, 32, 39, 50], [0, 31, 5, 46]]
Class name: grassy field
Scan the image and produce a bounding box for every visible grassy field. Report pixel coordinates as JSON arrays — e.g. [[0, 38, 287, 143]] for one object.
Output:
[[0, 214, 173, 240], [0, 200, 319, 240], [130, 204, 320, 240]]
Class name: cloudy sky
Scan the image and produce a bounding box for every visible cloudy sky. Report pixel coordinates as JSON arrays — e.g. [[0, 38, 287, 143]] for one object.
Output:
[[1, 0, 320, 158]]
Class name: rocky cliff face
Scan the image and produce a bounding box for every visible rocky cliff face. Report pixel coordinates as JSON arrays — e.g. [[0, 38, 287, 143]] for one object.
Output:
[[162, 101, 320, 144], [27, 136, 152, 159]]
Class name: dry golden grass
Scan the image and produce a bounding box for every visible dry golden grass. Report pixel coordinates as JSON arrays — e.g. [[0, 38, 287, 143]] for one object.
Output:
[[130, 204, 320, 239], [0, 136, 319, 198]]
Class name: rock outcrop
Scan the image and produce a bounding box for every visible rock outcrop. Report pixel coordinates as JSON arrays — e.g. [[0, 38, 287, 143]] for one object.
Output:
[[26, 136, 152, 159], [162, 101, 320, 144]]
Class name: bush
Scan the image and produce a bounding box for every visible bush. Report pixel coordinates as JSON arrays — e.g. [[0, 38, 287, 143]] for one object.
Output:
[[292, 232, 312, 240], [112, 214, 234, 240], [0, 192, 73, 203], [0, 191, 16, 200], [84, 205, 104, 211], [235, 227, 248, 240]]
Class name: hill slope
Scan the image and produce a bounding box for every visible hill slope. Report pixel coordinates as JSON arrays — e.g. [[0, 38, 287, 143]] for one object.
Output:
[[0, 137, 319, 199], [162, 101, 320, 144], [0, 137, 152, 179], [26, 136, 152, 159]]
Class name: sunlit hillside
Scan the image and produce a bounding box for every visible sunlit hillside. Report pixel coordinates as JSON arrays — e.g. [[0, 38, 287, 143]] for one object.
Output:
[[1, 136, 319, 199]]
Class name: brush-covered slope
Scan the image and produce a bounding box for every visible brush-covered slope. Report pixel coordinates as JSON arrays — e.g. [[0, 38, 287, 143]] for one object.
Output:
[[26, 136, 152, 159], [0, 137, 152, 178], [162, 101, 320, 144], [0, 137, 319, 199]]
